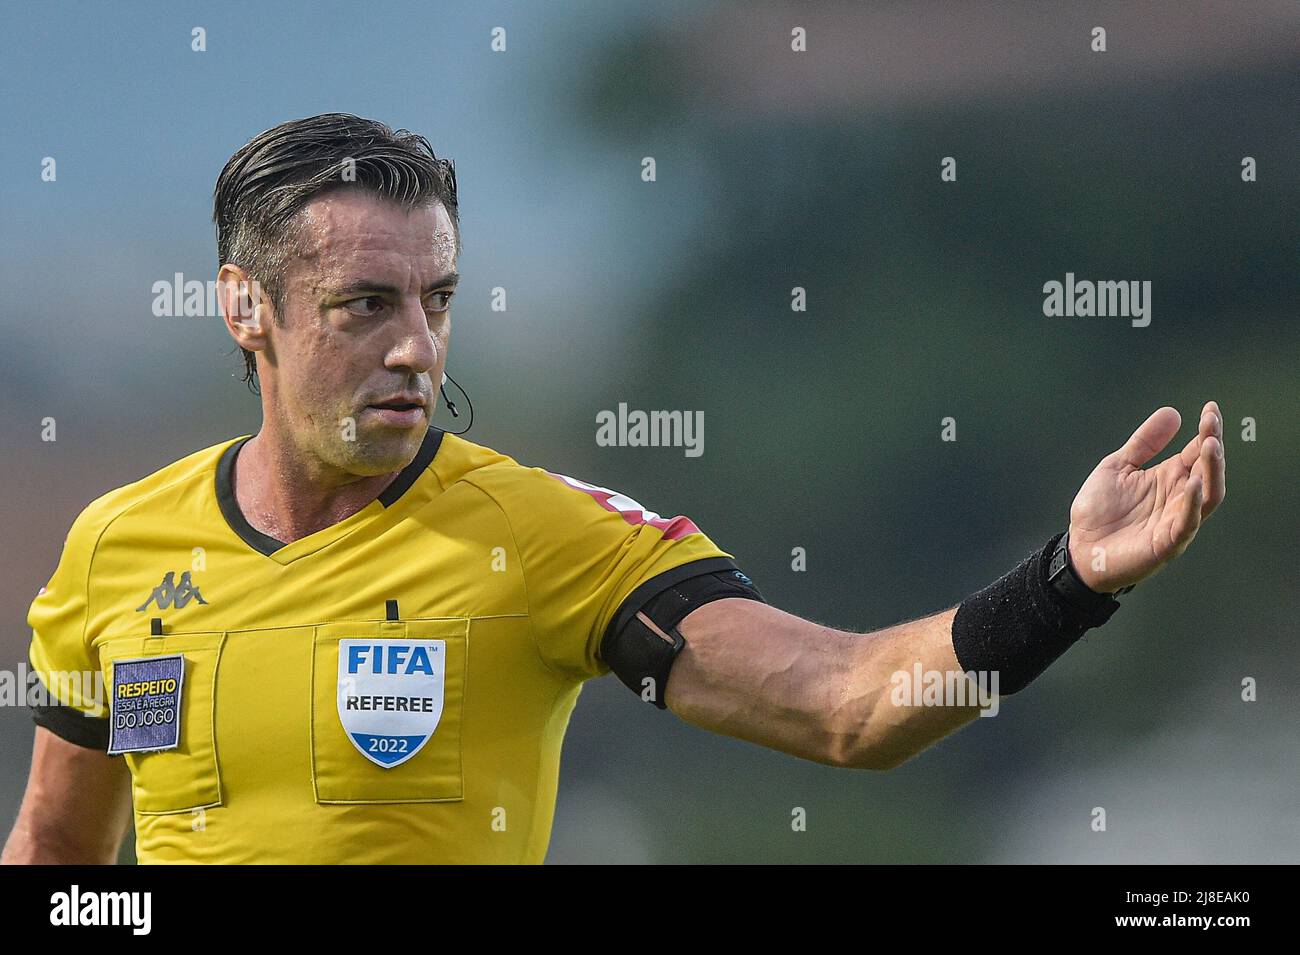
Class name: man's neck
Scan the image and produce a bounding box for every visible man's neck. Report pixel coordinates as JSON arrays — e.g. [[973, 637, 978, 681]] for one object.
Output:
[[232, 430, 401, 545]]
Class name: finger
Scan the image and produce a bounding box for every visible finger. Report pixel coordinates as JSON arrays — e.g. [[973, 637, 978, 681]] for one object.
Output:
[[1204, 400, 1223, 433], [1168, 473, 1205, 555], [1115, 406, 1181, 469], [1179, 405, 1223, 470], [1196, 433, 1226, 517]]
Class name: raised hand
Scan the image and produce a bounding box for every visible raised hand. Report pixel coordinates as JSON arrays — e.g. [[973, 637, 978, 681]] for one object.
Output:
[[1066, 401, 1227, 593]]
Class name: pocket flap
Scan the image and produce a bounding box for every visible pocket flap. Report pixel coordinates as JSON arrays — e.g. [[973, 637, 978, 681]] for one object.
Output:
[[101, 632, 225, 815]]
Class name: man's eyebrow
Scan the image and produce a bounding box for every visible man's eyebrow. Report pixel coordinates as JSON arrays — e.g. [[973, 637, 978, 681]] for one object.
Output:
[[325, 272, 460, 298]]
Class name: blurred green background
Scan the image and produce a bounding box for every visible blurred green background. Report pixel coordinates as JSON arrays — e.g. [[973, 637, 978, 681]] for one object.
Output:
[[1, 1, 1295, 863]]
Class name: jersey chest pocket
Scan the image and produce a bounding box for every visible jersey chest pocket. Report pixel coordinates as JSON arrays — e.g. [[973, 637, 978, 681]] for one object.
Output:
[[311, 618, 468, 804], [100, 631, 226, 815]]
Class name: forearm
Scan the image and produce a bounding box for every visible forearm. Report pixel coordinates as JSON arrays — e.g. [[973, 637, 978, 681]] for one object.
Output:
[[834, 531, 1128, 768], [668, 600, 980, 770], [812, 531, 1129, 768], [2, 815, 120, 865], [3, 779, 129, 863], [843, 606, 985, 770], [1, 729, 133, 865]]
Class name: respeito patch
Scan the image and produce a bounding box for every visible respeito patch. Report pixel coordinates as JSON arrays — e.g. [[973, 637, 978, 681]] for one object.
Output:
[[107, 654, 185, 755]]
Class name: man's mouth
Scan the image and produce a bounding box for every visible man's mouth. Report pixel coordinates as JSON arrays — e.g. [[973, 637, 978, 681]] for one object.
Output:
[[367, 393, 428, 412], [365, 394, 428, 425]]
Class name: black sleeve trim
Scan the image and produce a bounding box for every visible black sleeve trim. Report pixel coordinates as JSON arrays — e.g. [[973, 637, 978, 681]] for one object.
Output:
[[31, 703, 111, 751], [604, 556, 764, 649]]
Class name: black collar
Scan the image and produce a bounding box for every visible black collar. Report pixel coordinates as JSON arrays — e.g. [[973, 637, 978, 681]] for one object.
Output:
[[215, 428, 445, 557]]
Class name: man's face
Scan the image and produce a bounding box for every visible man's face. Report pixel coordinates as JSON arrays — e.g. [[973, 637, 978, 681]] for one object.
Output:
[[265, 191, 458, 476]]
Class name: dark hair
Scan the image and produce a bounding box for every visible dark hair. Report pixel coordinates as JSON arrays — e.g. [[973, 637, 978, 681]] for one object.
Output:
[[213, 113, 460, 393]]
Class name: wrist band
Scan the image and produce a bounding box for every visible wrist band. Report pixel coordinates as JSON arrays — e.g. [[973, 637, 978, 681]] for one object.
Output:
[[951, 531, 1128, 695], [1045, 531, 1134, 626]]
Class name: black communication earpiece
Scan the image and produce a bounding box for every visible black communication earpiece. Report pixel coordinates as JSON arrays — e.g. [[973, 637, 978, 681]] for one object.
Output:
[[438, 370, 474, 435]]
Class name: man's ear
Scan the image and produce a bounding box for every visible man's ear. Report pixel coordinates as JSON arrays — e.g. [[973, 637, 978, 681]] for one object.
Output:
[[217, 264, 272, 354]]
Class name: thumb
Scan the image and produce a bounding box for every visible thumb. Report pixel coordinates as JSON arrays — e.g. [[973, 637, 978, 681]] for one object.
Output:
[[1114, 406, 1181, 468]]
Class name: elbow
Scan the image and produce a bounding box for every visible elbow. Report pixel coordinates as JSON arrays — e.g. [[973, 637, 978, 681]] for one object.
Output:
[[837, 743, 907, 773], [2, 821, 119, 865], [860, 748, 910, 772], [825, 706, 914, 772], [825, 725, 907, 772]]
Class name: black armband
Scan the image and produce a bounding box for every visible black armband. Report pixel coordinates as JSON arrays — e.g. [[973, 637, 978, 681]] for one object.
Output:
[[951, 531, 1131, 695], [31, 702, 111, 751], [601, 557, 766, 709]]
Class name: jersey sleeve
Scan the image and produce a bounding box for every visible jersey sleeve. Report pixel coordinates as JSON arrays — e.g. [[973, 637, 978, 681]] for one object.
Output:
[[27, 506, 111, 749], [473, 466, 751, 682]]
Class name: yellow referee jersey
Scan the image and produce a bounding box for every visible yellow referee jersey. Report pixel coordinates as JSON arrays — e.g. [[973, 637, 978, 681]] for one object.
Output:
[[26, 427, 747, 863]]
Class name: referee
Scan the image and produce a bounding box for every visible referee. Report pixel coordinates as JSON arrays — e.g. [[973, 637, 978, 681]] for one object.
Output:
[[2, 114, 1226, 864]]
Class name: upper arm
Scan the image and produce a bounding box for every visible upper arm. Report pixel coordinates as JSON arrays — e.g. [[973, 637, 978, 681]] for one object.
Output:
[[664, 598, 866, 767], [2, 726, 133, 864], [6, 508, 132, 863], [469, 464, 741, 682]]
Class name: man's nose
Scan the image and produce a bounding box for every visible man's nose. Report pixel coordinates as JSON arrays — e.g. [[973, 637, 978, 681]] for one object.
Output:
[[385, 301, 438, 374]]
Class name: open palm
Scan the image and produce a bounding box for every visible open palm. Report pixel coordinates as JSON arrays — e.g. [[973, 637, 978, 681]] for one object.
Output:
[[1067, 401, 1227, 593]]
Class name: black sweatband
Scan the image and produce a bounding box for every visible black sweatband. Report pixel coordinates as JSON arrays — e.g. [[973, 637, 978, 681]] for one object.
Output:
[[951, 531, 1124, 695]]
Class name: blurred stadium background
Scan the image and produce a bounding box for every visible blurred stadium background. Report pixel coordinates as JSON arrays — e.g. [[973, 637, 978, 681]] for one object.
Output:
[[0, 1, 1295, 863]]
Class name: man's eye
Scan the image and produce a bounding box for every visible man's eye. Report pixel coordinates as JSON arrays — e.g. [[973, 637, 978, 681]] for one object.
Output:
[[425, 290, 455, 313], [342, 296, 387, 317]]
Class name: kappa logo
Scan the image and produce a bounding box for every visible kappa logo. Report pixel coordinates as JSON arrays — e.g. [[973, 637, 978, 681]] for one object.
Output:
[[135, 571, 208, 612]]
